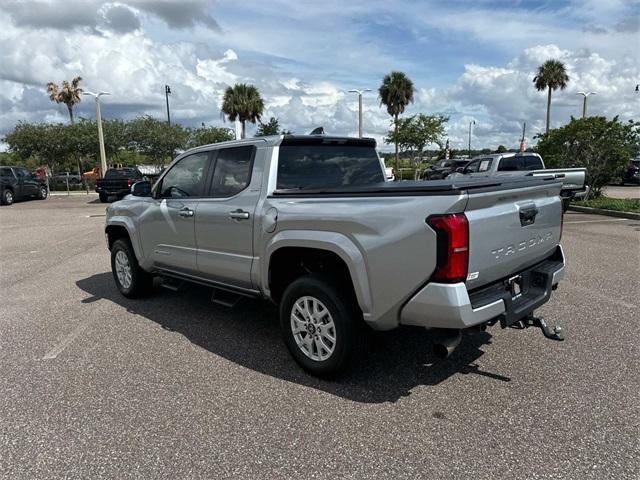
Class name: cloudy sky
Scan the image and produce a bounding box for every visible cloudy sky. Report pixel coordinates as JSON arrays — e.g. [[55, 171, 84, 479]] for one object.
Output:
[[0, 0, 639, 151]]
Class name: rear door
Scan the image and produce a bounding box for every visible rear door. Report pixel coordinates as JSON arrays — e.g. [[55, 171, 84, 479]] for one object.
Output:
[[138, 151, 211, 275], [15, 168, 39, 197], [464, 179, 563, 290], [195, 145, 260, 289]]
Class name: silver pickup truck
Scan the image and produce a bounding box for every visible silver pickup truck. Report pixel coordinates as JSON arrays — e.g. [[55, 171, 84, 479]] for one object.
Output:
[[105, 136, 567, 376], [448, 152, 587, 209]]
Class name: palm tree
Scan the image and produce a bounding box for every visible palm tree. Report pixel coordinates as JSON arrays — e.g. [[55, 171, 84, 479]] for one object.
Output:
[[221, 83, 264, 139], [379, 71, 414, 172], [533, 60, 569, 134], [46, 76, 83, 124]]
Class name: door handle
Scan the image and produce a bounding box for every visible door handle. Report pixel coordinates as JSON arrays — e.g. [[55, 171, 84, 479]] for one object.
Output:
[[178, 207, 194, 218], [229, 209, 250, 220]]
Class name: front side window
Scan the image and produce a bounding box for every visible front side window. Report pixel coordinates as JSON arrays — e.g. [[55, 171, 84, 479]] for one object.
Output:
[[210, 146, 255, 197], [465, 160, 481, 173], [159, 152, 209, 198], [15, 168, 29, 178], [277, 144, 384, 190], [478, 159, 493, 172]]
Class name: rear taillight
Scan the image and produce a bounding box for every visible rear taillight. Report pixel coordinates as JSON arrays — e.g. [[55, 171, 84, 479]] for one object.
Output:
[[427, 213, 469, 283], [127, 179, 133, 187]]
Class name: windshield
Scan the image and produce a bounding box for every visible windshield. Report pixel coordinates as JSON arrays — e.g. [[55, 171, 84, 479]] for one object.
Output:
[[277, 144, 384, 190]]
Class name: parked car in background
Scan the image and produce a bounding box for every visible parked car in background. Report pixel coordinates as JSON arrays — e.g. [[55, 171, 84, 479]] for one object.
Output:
[[622, 159, 640, 185], [54, 171, 82, 184], [448, 152, 587, 209], [95, 167, 144, 203], [105, 135, 567, 377], [421, 159, 469, 180], [0, 166, 48, 205]]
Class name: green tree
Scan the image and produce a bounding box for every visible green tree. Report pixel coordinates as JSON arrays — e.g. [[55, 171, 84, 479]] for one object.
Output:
[[536, 116, 639, 198], [46, 76, 83, 124], [187, 126, 234, 148], [378, 71, 414, 173], [385, 114, 448, 166], [495, 145, 508, 153], [221, 83, 264, 139], [255, 117, 282, 136], [533, 59, 569, 134], [125, 116, 189, 164]]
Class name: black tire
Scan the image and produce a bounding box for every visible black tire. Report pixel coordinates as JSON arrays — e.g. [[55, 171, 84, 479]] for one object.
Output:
[[1, 189, 14, 206], [280, 273, 363, 377], [110, 238, 154, 298], [99, 192, 109, 203], [38, 186, 48, 200], [561, 197, 571, 212]]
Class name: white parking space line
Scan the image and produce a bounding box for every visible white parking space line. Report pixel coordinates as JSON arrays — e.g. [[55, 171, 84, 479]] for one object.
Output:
[[42, 321, 90, 360], [564, 218, 629, 225]]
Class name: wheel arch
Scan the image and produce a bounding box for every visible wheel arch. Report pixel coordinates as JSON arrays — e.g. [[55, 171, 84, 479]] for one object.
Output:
[[263, 231, 372, 318], [105, 219, 143, 262]]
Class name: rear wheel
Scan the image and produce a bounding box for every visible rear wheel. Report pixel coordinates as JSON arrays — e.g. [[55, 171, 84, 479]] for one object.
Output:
[[110, 238, 153, 298], [280, 274, 363, 377], [99, 192, 108, 203], [1, 189, 14, 205]]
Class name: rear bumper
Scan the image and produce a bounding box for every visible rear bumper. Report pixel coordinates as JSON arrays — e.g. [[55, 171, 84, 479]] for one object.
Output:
[[95, 187, 130, 196], [400, 246, 565, 329]]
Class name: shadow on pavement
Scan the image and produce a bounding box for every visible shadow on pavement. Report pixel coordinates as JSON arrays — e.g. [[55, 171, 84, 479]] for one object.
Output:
[[76, 272, 510, 403]]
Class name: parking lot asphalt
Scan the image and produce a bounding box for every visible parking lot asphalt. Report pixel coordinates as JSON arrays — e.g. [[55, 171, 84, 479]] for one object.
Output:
[[603, 185, 640, 199], [0, 196, 638, 480]]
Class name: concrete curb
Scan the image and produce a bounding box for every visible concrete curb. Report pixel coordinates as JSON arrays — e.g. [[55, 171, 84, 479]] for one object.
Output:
[[568, 205, 640, 220], [49, 192, 98, 196]]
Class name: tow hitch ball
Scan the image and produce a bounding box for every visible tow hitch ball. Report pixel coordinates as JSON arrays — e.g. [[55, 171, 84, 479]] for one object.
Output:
[[510, 315, 564, 341]]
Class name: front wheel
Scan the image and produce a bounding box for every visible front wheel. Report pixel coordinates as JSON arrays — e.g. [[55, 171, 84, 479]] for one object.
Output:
[[110, 239, 154, 298], [280, 274, 362, 377], [38, 186, 48, 200], [1, 189, 14, 205]]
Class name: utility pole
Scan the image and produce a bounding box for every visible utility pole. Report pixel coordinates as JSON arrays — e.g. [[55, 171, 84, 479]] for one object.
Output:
[[520, 122, 526, 152], [576, 91, 596, 118], [468, 120, 475, 159], [82, 91, 110, 178], [348, 89, 371, 137], [165, 85, 172, 125]]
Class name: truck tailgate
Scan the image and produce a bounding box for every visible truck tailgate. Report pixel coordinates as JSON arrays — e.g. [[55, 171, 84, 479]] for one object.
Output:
[[464, 181, 563, 290]]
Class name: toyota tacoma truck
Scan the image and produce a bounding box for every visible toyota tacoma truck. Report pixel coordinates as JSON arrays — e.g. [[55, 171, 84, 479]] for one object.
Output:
[[105, 135, 567, 376]]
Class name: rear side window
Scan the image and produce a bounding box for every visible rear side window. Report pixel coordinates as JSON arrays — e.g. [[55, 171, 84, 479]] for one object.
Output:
[[277, 144, 384, 190], [210, 146, 255, 197], [498, 157, 525, 171], [105, 169, 142, 179], [523, 156, 543, 170], [159, 152, 209, 198], [0, 167, 14, 178]]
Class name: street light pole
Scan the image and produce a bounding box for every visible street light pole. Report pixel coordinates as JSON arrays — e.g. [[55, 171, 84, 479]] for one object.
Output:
[[468, 120, 475, 159], [348, 89, 371, 137], [576, 91, 596, 118], [83, 91, 110, 178], [165, 85, 172, 125]]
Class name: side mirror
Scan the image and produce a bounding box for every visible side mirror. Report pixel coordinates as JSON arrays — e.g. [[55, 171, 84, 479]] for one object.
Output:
[[131, 180, 152, 197]]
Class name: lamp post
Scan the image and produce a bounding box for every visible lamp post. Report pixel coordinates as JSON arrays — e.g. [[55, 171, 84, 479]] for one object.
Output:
[[576, 91, 596, 118], [82, 91, 110, 178], [347, 88, 371, 137], [468, 120, 475, 159], [165, 85, 172, 125]]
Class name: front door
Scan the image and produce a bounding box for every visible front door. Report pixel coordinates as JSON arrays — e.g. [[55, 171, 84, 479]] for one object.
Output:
[[138, 151, 211, 275], [15, 168, 39, 197], [196, 145, 260, 289]]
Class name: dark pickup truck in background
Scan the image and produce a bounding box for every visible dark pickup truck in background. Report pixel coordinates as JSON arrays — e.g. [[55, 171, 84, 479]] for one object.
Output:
[[96, 168, 145, 203], [0, 166, 48, 205]]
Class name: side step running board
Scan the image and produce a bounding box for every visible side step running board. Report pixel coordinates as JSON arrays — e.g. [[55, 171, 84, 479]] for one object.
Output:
[[211, 288, 243, 308], [159, 277, 188, 292]]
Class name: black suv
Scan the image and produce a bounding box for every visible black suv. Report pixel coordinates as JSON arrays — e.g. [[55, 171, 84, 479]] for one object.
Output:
[[0, 166, 48, 205], [622, 159, 640, 185]]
